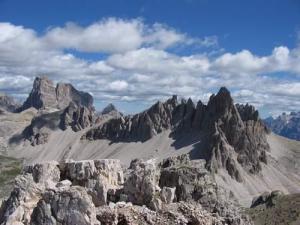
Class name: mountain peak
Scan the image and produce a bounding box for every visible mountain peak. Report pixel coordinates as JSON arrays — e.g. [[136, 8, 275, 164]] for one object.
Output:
[[102, 103, 117, 114], [17, 76, 94, 112]]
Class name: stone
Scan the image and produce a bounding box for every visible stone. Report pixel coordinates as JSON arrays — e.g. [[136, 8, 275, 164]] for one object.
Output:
[[85, 179, 108, 207], [160, 187, 176, 204], [149, 197, 162, 211], [23, 161, 60, 184], [56, 179, 72, 191], [124, 159, 160, 206], [30, 186, 100, 225]]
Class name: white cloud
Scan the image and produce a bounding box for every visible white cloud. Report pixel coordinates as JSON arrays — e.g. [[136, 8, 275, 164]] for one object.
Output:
[[0, 19, 300, 116], [43, 18, 143, 53], [108, 80, 129, 91]]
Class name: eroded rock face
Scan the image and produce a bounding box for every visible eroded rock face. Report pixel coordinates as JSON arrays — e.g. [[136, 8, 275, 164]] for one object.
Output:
[[60, 102, 95, 132], [124, 159, 160, 206], [17, 77, 94, 112], [83, 95, 178, 142], [0, 157, 252, 225], [31, 186, 100, 225]]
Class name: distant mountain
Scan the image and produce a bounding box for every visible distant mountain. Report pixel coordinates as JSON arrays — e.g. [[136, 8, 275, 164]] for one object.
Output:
[[17, 76, 94, 112], [264, 112, 300, 141], [0, 94, 20, 112], [101, 103, 117, 114]]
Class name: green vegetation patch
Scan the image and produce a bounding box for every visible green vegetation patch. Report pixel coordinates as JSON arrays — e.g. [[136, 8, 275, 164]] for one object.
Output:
[[0, 155, 22, 200]]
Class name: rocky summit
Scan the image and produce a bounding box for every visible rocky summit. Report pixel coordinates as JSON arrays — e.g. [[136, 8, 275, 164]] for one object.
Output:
[[83, 87, 269, 181], [0, 156, 252, 225], [17, 77, 94, 112]]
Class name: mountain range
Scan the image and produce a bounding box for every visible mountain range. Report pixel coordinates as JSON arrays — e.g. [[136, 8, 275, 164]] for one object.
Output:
[[264, 112, 300, 141], [0, 77, 299, 225]]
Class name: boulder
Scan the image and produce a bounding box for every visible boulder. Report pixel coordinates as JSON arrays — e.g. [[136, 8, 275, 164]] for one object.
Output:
[[30, 186, 100, 225], [124, 159, 160, 206], [160, 187, 176, 204]]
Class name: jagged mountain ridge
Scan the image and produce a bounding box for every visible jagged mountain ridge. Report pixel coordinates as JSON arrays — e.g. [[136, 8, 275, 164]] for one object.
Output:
[[83, 87, 269, 181], [2, 77, 299, 208], [264, 112, 300, 141], [17, 76, 94, 112]]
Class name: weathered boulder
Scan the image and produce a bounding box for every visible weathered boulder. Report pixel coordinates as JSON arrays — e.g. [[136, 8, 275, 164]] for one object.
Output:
[[23, 161, 60, 185], [160, 187, 176, 204], [30, 186, 100, 225], [124, 159, 160, 206]]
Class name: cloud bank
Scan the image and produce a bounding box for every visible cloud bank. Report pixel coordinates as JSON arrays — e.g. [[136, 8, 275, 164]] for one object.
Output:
[[0, 18, 299, 116]]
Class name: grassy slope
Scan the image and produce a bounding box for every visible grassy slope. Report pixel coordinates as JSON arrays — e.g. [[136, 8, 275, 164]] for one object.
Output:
[[246, 194, 300, 225], [0, 155, 22, 200]]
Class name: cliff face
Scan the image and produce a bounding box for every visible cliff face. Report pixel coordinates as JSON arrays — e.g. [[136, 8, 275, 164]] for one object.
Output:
[[17, 77, 94, 112], [83, 87, 269, 181]]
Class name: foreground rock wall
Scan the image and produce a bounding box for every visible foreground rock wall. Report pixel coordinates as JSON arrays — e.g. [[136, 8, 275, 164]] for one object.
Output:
[[0, 157, 252, 225]]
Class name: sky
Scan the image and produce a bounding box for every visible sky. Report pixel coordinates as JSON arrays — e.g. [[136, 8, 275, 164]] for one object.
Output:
[[0, 0, 300, 117]]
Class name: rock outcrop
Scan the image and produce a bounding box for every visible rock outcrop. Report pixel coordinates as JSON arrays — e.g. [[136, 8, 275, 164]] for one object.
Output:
[[250, 190, 283, 208], [0, 157, 252, 225], [0, 94, 20, 112], [17, 77, 94, 112], [83, 88, 269, 181], [264, 111, 300, 141], [83, 96, 177, 142], [60, 102, 95, 132], [21, 102, 95, 145]]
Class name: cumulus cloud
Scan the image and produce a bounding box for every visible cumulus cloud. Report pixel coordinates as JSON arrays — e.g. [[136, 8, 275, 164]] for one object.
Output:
[[0, 19, 300, 116]]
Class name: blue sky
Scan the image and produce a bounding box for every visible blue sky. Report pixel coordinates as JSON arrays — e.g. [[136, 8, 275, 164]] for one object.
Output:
[[0, 0, 300, 117]]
